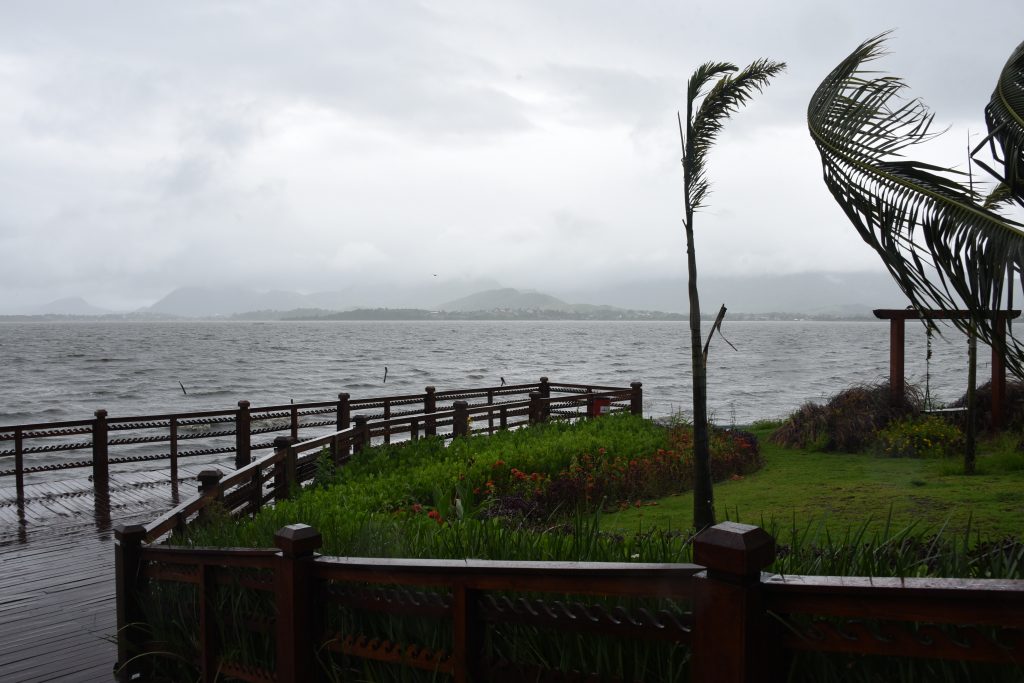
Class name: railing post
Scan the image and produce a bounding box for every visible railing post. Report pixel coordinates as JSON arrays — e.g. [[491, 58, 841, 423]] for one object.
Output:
[[486, 389, 495, 434], [586, 388, 595, 418], [630, 381, 643, 416], [424, 386, 437, 437], [14, 428, 24, 505], [275, 524, 323, 683], [528, 392, 543, 425], [692, 522, 776, 683], [453, 400, 469, 438], [353, 414, 369, 453], [451, 583, 484, 683], [169, 416, 179, 489], [235, 400, 251, 469], [290, 402, 299, 441], [197, 469, 223, 523], [337, 392, 351, 431], [383, 399, 392, 444], [539, 377, 551, 421], [92, 409, 109, 496], [114, 523, 147, 683], [272, 435, 297, 501]]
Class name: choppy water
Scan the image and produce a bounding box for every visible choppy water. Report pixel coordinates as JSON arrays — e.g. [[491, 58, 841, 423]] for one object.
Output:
[[0, 320, 993, 427]]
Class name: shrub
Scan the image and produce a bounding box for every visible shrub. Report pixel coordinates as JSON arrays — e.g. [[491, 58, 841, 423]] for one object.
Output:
[[875, 415, 965, 458], [950, 380, 1024, 432], [772, 381, 922, 453]]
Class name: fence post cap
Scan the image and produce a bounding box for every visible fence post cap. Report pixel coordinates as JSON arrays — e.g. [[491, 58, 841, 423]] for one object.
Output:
[[114, 524, 147, 543], [238, 400, 250, 409], [539, 376, 549, 383], [275, 524, 323, 557], [453, 400, 468, 408], [425, 385, 435, 392], [197, 469, 223, 491], [353, 414, 368, 424], [95, 409, 108, 419], [631, 381, 643, 388], [273, 435, 296, 449], [338, 392, 350, 400], [694, 521, 774, 578]]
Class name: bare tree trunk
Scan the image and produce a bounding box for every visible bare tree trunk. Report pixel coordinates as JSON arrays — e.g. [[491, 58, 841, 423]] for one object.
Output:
[[686, 220, 715, 530], [965, 329, 977, 475]]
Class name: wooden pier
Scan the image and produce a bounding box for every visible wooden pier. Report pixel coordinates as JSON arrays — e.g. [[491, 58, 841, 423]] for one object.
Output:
[[0, 379, 637, 681], [0, 467, 207, 681]]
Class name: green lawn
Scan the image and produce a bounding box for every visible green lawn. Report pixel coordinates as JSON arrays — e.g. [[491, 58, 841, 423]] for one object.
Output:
[[602, 426, 1024, 540]]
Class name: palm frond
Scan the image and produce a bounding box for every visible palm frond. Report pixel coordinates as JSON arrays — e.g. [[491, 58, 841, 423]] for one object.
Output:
[[683, 59, 786, 213], [982, 40, 1024, 207], [808, 33, 1024, 377]]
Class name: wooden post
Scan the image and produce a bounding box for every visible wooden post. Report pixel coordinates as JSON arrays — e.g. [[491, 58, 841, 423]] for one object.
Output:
[[383, 399, 392, 444], [337, 392, 351, 431], [451, 583, 484, 683], [273, 435, 297, 499], [487, 389, 495, 434], [888, 317, 905, 407], [114, 524, 147, 683], [539, 376, 550, 399], [14, 428, 23, 505], [235, 400, 251, 469], [528, 392, 542, 425], [424, 386, 437, 437], [92, 409, 109, 497], [197, 469, 223, 524], [199, 563, 220, 682], [630, 381, 643, 416], [992, 315, 1008, 430], [453, 400, 469, 438], [586, 388, 595, 419], [290, 403, 299, 441], [169, 417, 179, 489], [274, 524, 323, 683], [353, 414, 369, 453], [691, 521, 776, 683]]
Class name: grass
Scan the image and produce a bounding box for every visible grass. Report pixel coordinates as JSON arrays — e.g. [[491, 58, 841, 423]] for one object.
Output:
[[143, 416, 1024, 682], [602, 422, 1024, 540]]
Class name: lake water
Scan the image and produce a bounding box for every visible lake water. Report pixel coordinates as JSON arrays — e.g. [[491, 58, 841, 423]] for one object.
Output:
[[0, 320, 993, 427]]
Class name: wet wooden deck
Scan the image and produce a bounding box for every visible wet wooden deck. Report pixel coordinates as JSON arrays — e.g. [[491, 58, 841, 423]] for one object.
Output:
[[0, 467, 206, 682]]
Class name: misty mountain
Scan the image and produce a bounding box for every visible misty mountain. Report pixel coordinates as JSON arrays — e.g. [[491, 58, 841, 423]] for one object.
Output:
[[22, 297, 114, 316], [554, 271, 908, 315], [143, 278, 504, 317], [439, 288, 574, 312]]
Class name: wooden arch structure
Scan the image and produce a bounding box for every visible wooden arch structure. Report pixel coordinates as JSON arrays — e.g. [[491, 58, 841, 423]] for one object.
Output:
[[874, 309, 1021, 429]]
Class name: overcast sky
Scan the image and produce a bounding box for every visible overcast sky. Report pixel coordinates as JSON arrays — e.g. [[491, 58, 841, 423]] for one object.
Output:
[[1, 1, 1021, 310]]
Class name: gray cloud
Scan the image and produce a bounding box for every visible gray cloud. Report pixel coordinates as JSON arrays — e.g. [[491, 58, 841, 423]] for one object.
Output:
[[0, 0, 1020, 311]]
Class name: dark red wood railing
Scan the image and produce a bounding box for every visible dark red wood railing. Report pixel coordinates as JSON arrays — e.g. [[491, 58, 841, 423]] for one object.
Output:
[[1, 378, 641, 505], [115, 521, 1024, 682]]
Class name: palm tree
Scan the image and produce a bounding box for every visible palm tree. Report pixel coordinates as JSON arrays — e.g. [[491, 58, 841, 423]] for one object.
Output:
[[807, 34, 1024, 380], [679, 59, 784, 530], [978, 40, 1024, 209]]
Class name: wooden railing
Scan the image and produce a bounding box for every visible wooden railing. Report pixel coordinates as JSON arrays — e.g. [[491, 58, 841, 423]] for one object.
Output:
[[133, 382, 639, 544], [0, 378, 641, 505], [114, 521, 1024, 682]]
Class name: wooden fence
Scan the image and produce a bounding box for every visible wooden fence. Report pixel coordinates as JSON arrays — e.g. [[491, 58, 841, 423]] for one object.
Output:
[[110, 377, 1024, 681], [115, 521, 1024, 682], [0, 378, 640, 505]]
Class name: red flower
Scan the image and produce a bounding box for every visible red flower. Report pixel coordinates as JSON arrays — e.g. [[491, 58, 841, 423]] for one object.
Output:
[[411, 503, 423, 513]]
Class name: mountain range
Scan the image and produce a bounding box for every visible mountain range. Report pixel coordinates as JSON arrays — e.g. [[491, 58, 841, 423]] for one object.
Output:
[[7, 271, 910, 319]]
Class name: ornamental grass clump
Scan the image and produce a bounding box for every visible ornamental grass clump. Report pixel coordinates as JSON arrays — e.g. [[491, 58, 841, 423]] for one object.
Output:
[[772, 381, 922, 452]]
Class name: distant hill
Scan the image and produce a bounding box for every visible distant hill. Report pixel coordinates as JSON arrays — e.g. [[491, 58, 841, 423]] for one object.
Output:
[[439, 288, 574, 312], [29, 297, 113, 315]]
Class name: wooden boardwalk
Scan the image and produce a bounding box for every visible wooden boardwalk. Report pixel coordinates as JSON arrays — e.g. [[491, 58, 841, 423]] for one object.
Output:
[[0, 467, 207, 682]]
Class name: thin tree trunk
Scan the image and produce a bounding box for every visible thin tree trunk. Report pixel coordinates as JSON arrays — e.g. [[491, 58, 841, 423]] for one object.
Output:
[[965, 329, 977, 474], [687, 221, 715, 529]]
